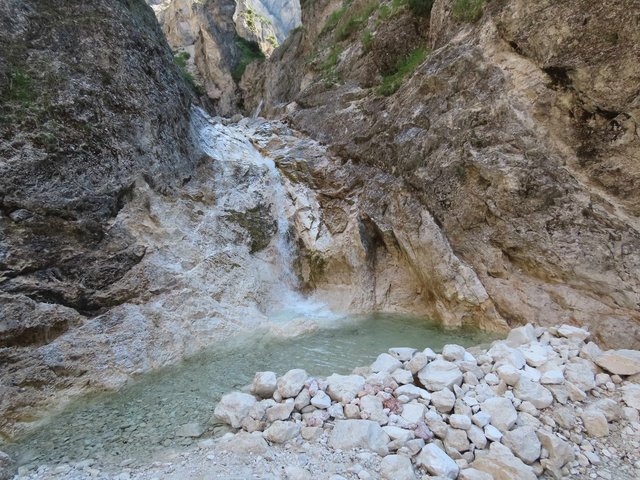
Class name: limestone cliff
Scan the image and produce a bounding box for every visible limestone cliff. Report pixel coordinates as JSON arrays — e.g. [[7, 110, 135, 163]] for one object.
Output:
[[241, 0, 640, 348], [0, 0, 198, 437], [148, 0, 301, 114]]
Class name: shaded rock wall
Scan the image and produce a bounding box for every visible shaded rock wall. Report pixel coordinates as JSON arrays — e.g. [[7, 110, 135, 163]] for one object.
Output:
[[0, 0, 198, 438], [241, 0, 640, 348]]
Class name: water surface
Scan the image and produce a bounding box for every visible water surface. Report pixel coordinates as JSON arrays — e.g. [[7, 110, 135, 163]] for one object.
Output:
[[4, 313, 497, 469]]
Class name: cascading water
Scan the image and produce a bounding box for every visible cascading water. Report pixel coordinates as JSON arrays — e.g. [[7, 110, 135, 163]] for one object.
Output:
[[191, 107, 332, 323]]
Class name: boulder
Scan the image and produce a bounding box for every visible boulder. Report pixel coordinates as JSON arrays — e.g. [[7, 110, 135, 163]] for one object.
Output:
[[505, 324, 537, 347], [416, 443, 459, 479], [326, 374, 365, 403], [221, 431, 269, 454], [481, 397, 517, 431], [371, 353, 403, 373], [540, 370, 564, 385], [467, 424, 487, 449], [277, 369, 308, 398], [471, 442, 537, 480], [360, 395, 388, 425], [472, 411, 491, 428], [266, 399, 295, 421], [310, 390, 332, 409], [442, 344, 466, 362], [519, 344, 550, 367], [418, 360, 463, 391], [621, 384, 640, 409], [502, 426, 541, 464], [484, 424, 503, 442], [497, 364, 521, 386], [380, 454, 416, 480], [383, 425, 415, 442], [406, 352, 430, 374], [513, 379, 553, 409], [487, 343, 526, 369], [214, 392, 257, 428], [431, 389, 456, 413], [401, 402, 426, 424], [557, 325, 590, 342], [449, 414, 472, 430], [389, 347, 417, 362], [392, 368, 414, 385], [581, 410, 609, 437], [444, 427, 470, 452], [263, 420, 301, 443], [395, 384, 431, 401], [595, 350, 640, 376], [459, 468, 494, 480], [251, 371, 277, 398], [564, 359, 596, 391], [329, 420, 390, 456], [536, 429, 575, 469]]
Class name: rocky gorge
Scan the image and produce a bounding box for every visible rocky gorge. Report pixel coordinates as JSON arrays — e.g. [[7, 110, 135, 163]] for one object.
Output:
[[1, 0, 640, 478]]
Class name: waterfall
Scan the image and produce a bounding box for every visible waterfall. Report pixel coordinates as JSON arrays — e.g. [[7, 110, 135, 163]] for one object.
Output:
[[191, 107, 332, 322]]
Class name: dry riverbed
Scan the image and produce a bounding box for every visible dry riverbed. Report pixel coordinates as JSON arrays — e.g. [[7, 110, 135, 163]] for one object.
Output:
[[4, 324, 640, 480]]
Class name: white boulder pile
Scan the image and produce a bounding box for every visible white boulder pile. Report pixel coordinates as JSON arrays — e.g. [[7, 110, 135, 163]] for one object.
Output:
[[212, 324, 640, 479]]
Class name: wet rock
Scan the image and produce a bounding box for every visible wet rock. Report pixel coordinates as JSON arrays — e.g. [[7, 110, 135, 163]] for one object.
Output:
[[380, 454, 416, 480], [277, 369, 308, 399], [417, 360, 463, 391], [176, 422, 205, 438], [252, 371, 278, 398], [326, 374, 365, 403], [263, 420, 301, 443], [329, 420, 390, 456], [481, 397, 517, 431], [416, 443, 459, 479], [214, 392, 257, 428], [0, 451, 15, 480], [596, 350, 640, 376]]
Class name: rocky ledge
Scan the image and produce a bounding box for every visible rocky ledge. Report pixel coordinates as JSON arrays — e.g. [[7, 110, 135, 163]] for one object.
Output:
[[207, 324, 640, 480]]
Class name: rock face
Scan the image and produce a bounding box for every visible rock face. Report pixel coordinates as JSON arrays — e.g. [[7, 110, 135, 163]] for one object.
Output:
[[0, 0, 197, 437], [241, 0, 640, 348], [147, 0, 301, 114]]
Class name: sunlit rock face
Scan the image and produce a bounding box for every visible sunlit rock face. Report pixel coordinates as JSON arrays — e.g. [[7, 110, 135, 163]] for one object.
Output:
[[240, 0, 640, 349], [146, 0, 301, 114]]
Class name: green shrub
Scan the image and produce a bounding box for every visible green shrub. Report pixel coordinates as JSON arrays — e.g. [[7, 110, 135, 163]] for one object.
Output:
[[232, 37, 265, 82], [452, 0, 485, 23], [7, 68, 32, 103], [322, 5, 348, 35], [173, 51, 201, 92], [335, 1, 378, 41], [407, 0, 434, 16], [361, 30, 373, 52], [377, 46, 428, 96]]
